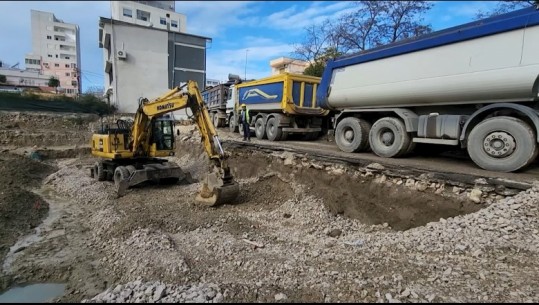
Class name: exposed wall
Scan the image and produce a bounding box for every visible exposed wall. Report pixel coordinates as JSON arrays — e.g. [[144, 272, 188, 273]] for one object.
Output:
[[102, 22, 169, 113]]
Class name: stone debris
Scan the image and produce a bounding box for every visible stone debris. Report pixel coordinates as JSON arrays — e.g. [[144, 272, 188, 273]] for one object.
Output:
[[82, 280, 223, 303]]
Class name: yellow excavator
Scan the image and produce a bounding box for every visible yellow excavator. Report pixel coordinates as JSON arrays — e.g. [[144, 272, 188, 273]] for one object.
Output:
[[90, 80, 239, 206]]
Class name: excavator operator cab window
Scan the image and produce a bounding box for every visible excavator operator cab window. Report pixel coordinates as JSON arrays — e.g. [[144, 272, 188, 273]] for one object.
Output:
[[152, 119, 174, 151]]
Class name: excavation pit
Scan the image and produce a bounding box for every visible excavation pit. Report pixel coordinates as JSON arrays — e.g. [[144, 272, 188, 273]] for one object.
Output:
[[219, 144, 483, 231]]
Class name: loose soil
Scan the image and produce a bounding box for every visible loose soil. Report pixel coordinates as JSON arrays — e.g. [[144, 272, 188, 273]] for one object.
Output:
[[0, 153, 55, 290]]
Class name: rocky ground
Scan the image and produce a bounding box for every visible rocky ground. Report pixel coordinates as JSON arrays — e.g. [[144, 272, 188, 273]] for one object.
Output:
[[0, 114, 538, 303]]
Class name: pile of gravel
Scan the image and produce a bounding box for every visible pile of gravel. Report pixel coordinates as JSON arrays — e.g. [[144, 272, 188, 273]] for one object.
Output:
[[94, 228, 189, 283], [44, 160, 115, 205], [82, 280, 223, 303]]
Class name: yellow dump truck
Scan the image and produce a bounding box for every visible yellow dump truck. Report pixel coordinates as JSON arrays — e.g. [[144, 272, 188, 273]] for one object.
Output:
[[228, 73, 329, 141]]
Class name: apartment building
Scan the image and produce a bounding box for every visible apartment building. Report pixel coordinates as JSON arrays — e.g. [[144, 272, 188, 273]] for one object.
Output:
[[25, 10, 81, 96], [99, 1, 210, 114], [110, 1, 186, 33], [270, 57, 310, 75]]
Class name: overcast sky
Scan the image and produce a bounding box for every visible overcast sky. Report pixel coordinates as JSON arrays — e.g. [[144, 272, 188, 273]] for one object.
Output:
[[0, 1, 499, 92]]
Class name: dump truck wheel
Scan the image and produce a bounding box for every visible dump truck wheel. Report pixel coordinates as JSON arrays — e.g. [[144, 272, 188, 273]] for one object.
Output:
[[335, 117, 371, 153], [229, 114, 238, 133], [369, 117, 411, 158], [266, 117, 283, 141], [467, 116, 537, 172], [113, 166, 130, 187], [255, 117, 267, 139], [95, 161, 106, 181]]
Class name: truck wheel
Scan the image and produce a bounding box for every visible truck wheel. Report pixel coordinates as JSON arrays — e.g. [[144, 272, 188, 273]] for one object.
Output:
[[94, 161, 106, 181], [266, 117, 283, 141], [467, 116, 537, 172], [335, 117, 371, 153], [113, 166, 130, 187], [369, 117, 411, 158], [255, 117, 267, 139], [229, 114, 238, 133], [213, 114, 220, 128]]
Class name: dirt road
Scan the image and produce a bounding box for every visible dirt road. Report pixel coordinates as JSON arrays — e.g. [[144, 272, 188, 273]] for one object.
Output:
[[0, 113, 538, 303]]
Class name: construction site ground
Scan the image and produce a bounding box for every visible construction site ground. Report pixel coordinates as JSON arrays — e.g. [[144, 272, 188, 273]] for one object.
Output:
[[0, 111, 538, 303]]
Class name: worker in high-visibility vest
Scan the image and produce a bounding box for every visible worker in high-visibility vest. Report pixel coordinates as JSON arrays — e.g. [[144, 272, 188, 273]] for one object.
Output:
[[238, 103, 251, 141]]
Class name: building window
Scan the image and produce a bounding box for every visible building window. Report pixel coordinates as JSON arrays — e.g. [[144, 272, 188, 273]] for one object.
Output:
[[72, 81, 78, 86], [65, 56, 70, 60], [65, 64, 70, 68], [55, 55, 58, 58], [136, 9, 150, 21], [66, 72, 70, 76], [160, 17, 166, 25], [55, 63, 59, 67], [171, 20, 178, 28], [46, 35, 52, 39], [48, 54, 52, 58], [71, 63, 77, 68], [123, 8, 132, 18]]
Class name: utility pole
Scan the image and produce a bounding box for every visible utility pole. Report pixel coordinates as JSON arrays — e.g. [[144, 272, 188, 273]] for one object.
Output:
[[244, 49, 249, 80]]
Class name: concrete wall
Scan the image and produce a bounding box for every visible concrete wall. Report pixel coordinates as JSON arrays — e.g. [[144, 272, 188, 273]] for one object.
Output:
[[0, 68, 50, 87], [102, 21, 169, 113]]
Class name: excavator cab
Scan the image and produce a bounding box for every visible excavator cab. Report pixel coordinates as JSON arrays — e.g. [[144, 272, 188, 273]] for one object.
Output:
[[150, 115, 175, 157]]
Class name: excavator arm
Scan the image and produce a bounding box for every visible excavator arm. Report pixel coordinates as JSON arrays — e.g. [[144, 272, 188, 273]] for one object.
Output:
[[129, 80, 239, 206]]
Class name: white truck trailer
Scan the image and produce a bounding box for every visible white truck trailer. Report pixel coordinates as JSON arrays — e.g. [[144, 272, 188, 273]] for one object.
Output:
[[317, 6, 539, 172]]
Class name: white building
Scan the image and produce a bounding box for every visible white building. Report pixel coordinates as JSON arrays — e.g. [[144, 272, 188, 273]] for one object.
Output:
[[206, 78, 220, 88], [110, 1, 186, 33], [270, 57, 310, 75], [0, 65, 50, 87], [99, 1, 211, 114], [25, 10, 81, 95]]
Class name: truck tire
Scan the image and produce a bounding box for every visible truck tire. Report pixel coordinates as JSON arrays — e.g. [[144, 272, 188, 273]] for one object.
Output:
[[213, 114, 220, 128], [94, 161, 106, 181], [114, 166, 130, 187], [255, 117, 267, 139], [335, 117, 371, 153], [467, 116, 537, 172], [369, 117, 411, 158], [266, 117, 283, 141], [229, 114, 238, 133]]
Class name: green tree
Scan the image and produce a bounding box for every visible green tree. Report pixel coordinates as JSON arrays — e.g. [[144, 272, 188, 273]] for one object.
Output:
[[303, 61, 326, 77], [48, 76, 60, 93], [0, 74, 6, 83]]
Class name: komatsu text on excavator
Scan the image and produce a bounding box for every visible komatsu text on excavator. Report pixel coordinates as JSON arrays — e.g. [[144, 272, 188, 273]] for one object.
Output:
[[90, 81, 239, 206]]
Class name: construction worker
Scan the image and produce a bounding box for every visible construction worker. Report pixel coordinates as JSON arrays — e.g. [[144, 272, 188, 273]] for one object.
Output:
[[238, 103, 251, 141]]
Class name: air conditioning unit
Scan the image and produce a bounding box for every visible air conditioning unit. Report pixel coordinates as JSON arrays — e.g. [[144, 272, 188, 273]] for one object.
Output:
[[117, 50, 127, 60]]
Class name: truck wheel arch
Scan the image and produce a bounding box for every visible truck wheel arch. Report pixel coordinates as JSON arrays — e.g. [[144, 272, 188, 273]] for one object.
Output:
[[459, 103, 539, 147]]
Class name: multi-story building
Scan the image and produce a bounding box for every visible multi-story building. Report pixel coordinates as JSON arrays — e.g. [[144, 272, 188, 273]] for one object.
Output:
[[99, 1, 211, 114], [25, 10, 81, 96], [110, 1, 186, 33], [270, 57, 310, 75], [206, 78, 220, 88]]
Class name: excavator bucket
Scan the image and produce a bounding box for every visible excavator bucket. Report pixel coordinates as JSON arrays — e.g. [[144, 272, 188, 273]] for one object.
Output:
[[195, 167, 239, 206]]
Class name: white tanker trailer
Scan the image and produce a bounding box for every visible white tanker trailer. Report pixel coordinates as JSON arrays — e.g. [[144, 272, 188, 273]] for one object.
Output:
[[317, 6, 539, 172]]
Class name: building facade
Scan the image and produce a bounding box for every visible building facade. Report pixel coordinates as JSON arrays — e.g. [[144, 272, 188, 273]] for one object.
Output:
[[99, 7, 211, 114], [25, 10, 81, 96], [270, 57, 310, 75], [0, 65, 50, 87], [110, 1, 186, 33]]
